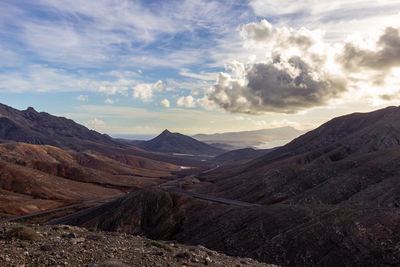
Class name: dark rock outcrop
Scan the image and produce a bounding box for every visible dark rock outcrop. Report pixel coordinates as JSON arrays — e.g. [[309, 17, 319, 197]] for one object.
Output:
[[63, 188, 400, 266]]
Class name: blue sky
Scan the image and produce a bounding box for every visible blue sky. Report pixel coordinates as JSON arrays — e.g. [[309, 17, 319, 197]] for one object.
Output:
[[1, 0, 400, 137]]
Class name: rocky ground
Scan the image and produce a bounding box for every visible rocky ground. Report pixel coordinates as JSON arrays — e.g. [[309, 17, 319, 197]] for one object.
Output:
[[0, 222, 275, 267]]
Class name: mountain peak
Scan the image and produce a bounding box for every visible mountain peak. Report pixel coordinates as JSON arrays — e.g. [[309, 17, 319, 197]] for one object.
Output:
[[25, 107, 37, 113], [137, 129, 225, 156], [161, 129, 172, 135], [0, 102, 115, 149]]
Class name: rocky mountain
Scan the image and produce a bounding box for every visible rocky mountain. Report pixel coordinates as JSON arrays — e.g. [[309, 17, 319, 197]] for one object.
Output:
[[193, 126, 305, 149], [136, 129, 225, 156], [5, 102, 400, 266], [61, 188, 400, 266], [0, 103, 116, 150], [193, 105, 400, 206]]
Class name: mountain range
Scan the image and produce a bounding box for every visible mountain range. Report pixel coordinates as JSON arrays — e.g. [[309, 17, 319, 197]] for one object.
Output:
[[2, 102, 400, 266], [48, 104, 400, 266], [193, 126, 305, 149], [0, 103, 209, 215], [193, 106, 400, 206]]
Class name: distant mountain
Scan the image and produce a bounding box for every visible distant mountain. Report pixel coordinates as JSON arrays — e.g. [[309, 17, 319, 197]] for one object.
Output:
[[136, 129, 225, 156], [193, 126, 305, 149], [0, 103, 115, 150], [195, 105, 400, 207], [0, 103, 211, 167]]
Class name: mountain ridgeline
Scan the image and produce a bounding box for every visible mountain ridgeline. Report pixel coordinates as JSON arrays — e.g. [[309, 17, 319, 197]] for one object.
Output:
[[0, 103, 115, 150], [194, 105, 400, 206]]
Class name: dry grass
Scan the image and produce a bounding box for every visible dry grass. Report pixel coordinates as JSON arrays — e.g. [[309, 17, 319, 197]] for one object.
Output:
[[145, 240, 174, 252], [5, 225, 40, 241]]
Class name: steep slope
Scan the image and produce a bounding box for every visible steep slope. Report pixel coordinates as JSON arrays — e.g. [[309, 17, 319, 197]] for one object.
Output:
[[253, 105, 400, 166], [0, 103, 115, 150], [137, 129, 225, 156], [193, 106, 400, 206], [213, 148, 273, 164], [0, 142, 179, 215], [62, 188, 400, 266], [193, 126, 305, 149]]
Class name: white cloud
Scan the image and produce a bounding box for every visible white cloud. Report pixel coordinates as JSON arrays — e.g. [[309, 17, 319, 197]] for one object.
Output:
[[176, 95, 196, 108], [133, 80, 165, 102], [105, 98, 118, 104], [159, 99, 170, 108], [249, 0, 398, 17], [197, 95, 218, 110], [206, 20, 346, 114], [179, 69, 217, 81], [86, 117, 105, 130], [1, 0, 249, 71], [76, 95, 88, 102], [0, 65, 93, 93], [0, 65, 148, 97], [205, 20, 400, 114]]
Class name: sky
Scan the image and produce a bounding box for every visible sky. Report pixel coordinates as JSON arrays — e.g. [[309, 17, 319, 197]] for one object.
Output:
[[1, 0, 400, 137]]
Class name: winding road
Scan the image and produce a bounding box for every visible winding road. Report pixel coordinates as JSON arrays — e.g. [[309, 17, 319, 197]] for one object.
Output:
[[1, 194, 125, 223], [4, 164, 257, 224]]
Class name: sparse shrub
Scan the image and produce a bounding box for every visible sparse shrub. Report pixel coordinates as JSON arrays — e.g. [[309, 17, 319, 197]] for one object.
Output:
[[145, 240, 173, 252], [5, 225, 40, 241]]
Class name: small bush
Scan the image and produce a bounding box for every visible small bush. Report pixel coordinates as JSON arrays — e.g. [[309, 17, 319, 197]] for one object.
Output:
[[5, 226, 40, 241], [145, 240, 173, 252]]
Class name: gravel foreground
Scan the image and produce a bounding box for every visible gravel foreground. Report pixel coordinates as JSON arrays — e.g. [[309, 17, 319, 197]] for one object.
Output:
[[0, 222, 276, 267]]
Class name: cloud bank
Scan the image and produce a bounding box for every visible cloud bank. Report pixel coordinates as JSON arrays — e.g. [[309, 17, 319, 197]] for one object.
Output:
[[205, 20, 400, 114]]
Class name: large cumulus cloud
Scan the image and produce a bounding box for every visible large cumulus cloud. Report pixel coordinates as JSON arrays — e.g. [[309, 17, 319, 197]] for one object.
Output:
[[206, 20, 346, 114], [205, 20, 400, 114], [208, 58, 346, 114], [341, 27, 400, 72]]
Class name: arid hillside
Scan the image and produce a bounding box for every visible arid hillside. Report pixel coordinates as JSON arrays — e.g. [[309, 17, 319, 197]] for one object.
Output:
[[193, 106, 400, 206], [0, 142, 179, 215], [61, 188, 400, 266]]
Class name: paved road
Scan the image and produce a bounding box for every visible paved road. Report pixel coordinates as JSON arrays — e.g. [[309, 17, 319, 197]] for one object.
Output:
[[47, 186, 259, 225], [165, 188, 259, 207], [1, 194, 125, 223], [4, 164, 257, 224], [201, 164, 220, 174]]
